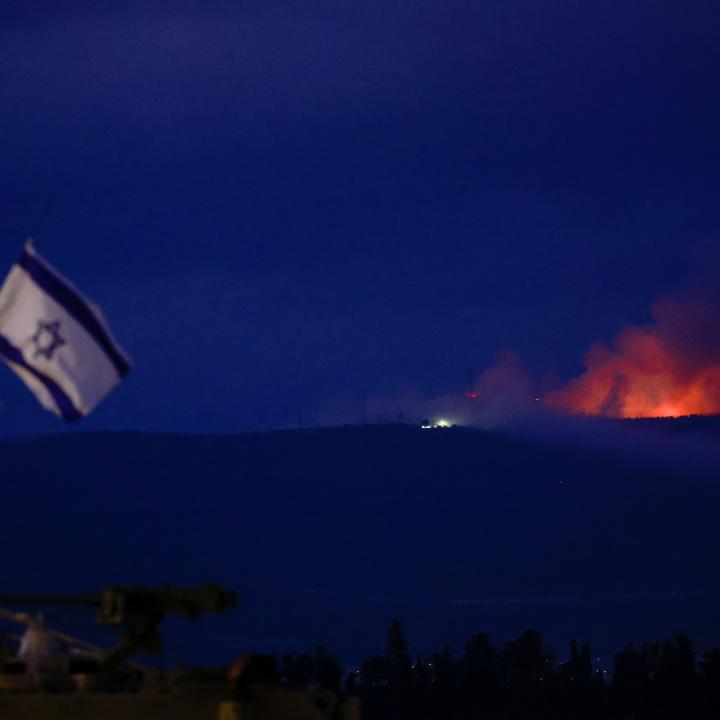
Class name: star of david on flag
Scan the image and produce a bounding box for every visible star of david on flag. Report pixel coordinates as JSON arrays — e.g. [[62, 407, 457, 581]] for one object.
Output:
[[0, 241, 131, 421]]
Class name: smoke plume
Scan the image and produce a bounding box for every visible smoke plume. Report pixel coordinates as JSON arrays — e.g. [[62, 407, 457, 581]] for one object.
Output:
[[546, 294, 720, 419], [365, 351, 538, 426], [318, 252, 720, 427]]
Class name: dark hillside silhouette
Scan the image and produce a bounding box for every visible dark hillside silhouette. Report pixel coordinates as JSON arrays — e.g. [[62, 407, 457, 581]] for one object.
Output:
[[0, 421, 719, 665]]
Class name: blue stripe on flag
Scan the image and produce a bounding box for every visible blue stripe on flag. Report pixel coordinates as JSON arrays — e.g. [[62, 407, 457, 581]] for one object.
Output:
[[0, 335, 83, 422], [17, 249, 131, 378]]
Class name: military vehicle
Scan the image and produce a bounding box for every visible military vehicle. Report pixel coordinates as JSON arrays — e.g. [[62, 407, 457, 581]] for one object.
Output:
[[0, 584, 236, 719], [0, 584, 360, 719]]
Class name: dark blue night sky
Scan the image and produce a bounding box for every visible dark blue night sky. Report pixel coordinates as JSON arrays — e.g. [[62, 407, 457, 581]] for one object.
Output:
[[0, 1, 718, 434]]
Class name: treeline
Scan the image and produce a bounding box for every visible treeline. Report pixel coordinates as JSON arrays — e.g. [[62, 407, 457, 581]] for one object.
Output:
[[275, 620, 720, 719]]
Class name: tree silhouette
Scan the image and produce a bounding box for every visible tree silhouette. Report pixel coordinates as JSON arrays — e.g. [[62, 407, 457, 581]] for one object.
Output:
[[463, 632, 497, 679], [701, 649, 720, 683], [503, 628, 546, 688], [578, 641, 593, 683], [348, 621, 720, 719], [282, 652, 314, 687], [385, 618, 412, 690], [313, 645, 343, 691], [386, 618, 410, 663]]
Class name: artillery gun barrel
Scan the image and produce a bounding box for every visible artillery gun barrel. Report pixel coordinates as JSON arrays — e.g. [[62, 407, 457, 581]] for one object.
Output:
[[0, 594, 101, 607]]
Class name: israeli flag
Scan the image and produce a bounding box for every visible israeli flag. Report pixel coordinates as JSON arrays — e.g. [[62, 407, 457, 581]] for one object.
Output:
[[0, 242, 131, 421]]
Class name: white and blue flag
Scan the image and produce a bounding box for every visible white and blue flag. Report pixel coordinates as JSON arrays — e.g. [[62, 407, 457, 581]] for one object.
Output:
[[0, 242, 131, 421]]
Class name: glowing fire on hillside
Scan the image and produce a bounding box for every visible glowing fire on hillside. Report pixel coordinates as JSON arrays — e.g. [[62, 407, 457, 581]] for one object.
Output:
[[545, 299, 720, 419], [363, 288, 720, 425]]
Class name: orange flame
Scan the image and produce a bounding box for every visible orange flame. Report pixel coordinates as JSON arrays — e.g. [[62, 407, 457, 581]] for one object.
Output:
[[546, 300, 720, 419]]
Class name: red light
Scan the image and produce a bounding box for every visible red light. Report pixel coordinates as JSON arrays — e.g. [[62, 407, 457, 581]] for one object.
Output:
[[466, 392, 478, 399]]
